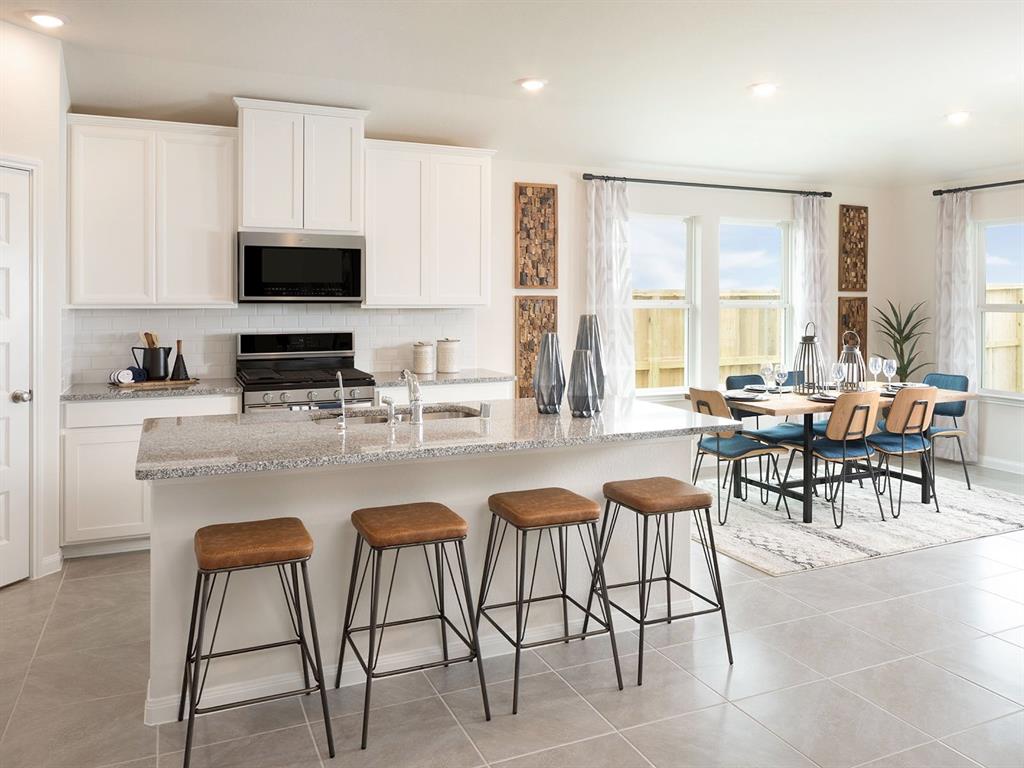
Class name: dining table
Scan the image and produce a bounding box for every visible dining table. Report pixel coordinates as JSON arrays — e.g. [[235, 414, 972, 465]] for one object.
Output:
[[686, 381, 977, 524]]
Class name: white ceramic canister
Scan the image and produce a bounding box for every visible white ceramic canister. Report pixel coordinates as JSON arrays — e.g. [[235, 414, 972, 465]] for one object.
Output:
[[412, 341, 436, 375], [437, 338, 461, 374]]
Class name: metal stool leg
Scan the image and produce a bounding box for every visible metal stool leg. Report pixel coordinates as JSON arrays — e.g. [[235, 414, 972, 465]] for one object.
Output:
[[436, 543, 449, 664], [182, 573, 212, 768], [335, 536, 364, 688], [290, 563, 310, 693], [558, 527, 569, 644], [637, 514, 650, 686], [701, 508, 733, 664], [589, 521, 624, 691], [300, 561, 335, 758], [177, 572, 202, 722], [512, 528, 528, 715], [360, 549, 383, 750], [456, 539, 491, 721]]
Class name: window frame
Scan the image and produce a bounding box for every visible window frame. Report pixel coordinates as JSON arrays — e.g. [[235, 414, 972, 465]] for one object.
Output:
[[975, 217, 1024, 400], [717, 218, 793, 384], [629, 212, 696, 397]]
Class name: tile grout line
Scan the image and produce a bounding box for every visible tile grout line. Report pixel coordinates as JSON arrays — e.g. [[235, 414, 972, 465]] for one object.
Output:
[[297, 691, 326, 768], [0, 566, 68, 745], [421, 670, 491, 768], [846, 739, 987, 768]]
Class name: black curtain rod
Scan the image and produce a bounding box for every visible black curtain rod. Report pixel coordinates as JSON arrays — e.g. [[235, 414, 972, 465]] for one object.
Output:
[[582, 173, 832, 198], [932, 179, 1024, 196]]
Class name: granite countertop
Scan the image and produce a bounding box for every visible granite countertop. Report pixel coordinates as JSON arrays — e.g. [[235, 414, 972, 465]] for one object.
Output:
[[61, 379, 243, 402], [373, 369, 514, 387], [136, 398, 737, 480]]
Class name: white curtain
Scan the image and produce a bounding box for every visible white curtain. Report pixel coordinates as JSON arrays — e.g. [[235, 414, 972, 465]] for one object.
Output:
[[935, 191, 978, 461], [585, 179, 635, 398], [792, 195, 831, 357]]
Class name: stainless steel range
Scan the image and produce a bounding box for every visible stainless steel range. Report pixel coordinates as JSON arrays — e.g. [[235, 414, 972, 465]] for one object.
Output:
[[236, 332, 375, 412]]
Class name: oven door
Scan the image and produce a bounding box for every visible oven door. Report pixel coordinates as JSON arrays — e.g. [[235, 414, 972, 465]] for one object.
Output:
[[239, 232, 364, 302]]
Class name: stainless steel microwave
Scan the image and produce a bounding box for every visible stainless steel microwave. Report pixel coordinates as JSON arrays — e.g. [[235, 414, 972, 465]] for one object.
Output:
[[238, 231, 364, 302]]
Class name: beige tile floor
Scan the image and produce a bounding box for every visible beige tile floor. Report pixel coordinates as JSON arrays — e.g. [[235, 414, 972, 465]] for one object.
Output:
[[1, 461, 1022, 768]]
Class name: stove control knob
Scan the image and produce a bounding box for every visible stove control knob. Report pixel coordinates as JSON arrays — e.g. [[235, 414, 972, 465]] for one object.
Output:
[[279, 392, 291, 403], [349, 388, 359, 398], [307, 390, 318, 401], [262, 393, 273, 404], [333, 389, 341, 400]]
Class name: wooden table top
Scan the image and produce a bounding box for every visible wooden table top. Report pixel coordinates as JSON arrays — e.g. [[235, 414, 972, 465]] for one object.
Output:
[[684, 382, 976, 418]]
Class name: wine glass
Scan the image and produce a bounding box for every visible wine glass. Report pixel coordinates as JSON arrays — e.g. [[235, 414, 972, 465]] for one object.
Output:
[[868, 356, 882, 384], [773, 364, 787, 397], [831, 362, 846, 393], [883, 358, 898, 388], [759, 362, 774, 390]]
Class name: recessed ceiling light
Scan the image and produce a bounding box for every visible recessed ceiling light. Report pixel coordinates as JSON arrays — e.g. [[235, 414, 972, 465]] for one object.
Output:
[[748, 82, 779, 98], [517, 78, 547, 92], [25, 10, 67, 28], [946, 111, 971, 126]]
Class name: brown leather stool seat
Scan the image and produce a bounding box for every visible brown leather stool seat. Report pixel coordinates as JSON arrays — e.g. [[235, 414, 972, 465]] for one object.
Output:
[[351, 502, 468, 548], [488, 487, 600, 529], [193, 517, 314, 571], [603, 476, 713, 515]]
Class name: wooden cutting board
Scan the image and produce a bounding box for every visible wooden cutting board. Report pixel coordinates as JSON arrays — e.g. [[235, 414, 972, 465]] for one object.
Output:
[[114, 379, 200, 390]]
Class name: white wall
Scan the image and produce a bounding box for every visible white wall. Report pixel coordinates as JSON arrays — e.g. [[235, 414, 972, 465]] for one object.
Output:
[[0, 21, 67, 576], [891, 172, 1024, 473], [478, 157, 897, 391]]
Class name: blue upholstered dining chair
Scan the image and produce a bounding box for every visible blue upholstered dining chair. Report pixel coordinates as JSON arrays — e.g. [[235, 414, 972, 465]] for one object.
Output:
[[778, 391, 887, 529], [922, 372, 971, 489], [689, 387, 790, 524], [866, 386, 940, 517]]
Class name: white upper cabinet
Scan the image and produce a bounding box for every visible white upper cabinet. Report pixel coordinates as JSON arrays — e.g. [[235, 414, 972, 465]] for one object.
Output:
[[364, 140, 493, 307], [69, 115, 237, 307], [235, 98, 366, 233]]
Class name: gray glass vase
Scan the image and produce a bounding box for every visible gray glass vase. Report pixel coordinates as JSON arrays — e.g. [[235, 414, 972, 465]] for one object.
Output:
[[567, 349, 600, 418], [533, 332, 565, 414], [575, 314, 605, 403]]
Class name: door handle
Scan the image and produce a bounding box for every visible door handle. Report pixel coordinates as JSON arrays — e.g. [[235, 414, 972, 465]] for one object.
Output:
[[11, 390, 32, 403]]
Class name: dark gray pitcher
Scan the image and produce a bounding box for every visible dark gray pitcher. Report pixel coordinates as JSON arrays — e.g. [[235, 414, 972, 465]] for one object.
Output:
[[131, 346, 172, 381]]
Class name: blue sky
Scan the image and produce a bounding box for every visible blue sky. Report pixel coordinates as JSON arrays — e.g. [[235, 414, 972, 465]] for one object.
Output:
[[718, 223, 782, 294], [985, 222, 1024, 287], [630, 215, 687, 293]]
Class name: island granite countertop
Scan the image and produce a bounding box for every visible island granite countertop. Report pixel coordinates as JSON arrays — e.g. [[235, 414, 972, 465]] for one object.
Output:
[[136, 398, 736, 480], [62, 379, 243, 402], [372, 368, 514, 387]]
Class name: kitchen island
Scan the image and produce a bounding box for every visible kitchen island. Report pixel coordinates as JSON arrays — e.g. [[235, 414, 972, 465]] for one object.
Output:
[[137, 398, 735, 724]]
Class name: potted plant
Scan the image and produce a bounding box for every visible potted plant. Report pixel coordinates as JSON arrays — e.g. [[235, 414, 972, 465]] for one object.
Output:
[[872, 300, 930, 381]]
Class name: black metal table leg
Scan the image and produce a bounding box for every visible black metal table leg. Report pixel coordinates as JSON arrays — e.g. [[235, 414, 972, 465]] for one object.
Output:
[[920, 452, 932, 503], [802, 413, 814, 523], [732, 460, 744, 500]]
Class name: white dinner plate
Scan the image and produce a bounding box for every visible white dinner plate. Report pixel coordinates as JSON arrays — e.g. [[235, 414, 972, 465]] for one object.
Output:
[[725, 390, 769, 402]]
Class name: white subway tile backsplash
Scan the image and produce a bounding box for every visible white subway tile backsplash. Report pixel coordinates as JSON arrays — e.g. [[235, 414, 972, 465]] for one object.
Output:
[[64, 304, 478, 383]]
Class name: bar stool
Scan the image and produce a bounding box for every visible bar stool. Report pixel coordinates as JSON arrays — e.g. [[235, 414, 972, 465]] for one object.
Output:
[[583, 476, 734, 685], [178, 517, 334, 768], [477, 487, 623, 714], [335, 501, 490, 749]]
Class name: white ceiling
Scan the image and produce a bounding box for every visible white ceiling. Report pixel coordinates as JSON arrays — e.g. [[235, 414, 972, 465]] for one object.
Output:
[[6, 0, 1024, 184]]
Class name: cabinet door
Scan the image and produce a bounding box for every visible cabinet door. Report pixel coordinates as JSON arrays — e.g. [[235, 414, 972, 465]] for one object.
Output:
[[63, 425, 148, 543], [364, 146, 431, 306], [156, 131, 236, 304], [239, 108, 303, 229], [429, 154, 491, 305], [303, 114, 363, 232], [70, 124, 156, 304]]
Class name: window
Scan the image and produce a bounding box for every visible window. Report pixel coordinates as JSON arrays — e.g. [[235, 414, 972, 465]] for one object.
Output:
[[979, 221, 1024, 394], [630, 214, 691, 392], [718, 221, 790, 383]]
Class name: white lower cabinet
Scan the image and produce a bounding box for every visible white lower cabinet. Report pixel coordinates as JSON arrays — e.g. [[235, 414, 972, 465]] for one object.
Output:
[[62, 395, 240, 546], [63, 426, 148, 543]]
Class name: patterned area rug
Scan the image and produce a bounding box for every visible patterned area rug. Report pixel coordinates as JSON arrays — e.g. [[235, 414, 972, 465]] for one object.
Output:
[[695, 476, 1024, 576]]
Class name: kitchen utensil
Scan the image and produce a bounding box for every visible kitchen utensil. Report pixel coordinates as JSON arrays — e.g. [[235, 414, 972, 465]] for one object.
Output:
[[574, 315, 605, 403], [143, 331, 157, 349], [170, 339, 189, 381], [132, 345, 172, 381], [567, 349, 600, 417], [533, 332, 565, 414], [436, 338, 460, 373]]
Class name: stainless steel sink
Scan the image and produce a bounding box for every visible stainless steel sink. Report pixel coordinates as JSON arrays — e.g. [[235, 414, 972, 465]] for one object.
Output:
[[319, 408, 478, 425], [422, 410, 476, 420]]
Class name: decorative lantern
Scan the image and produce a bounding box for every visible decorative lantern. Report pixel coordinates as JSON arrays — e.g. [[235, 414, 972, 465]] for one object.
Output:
[[533, 332, 566, 414], [837, 330, 867, 391], [791, 322, 827, 395]]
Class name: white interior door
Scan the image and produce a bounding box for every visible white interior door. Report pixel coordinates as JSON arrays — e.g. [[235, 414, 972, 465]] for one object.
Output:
[[0, 166, 32, 587]]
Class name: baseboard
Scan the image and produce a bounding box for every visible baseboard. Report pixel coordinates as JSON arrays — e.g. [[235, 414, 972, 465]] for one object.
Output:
[[35, 552, 63, 579], [144, 604, 674, 726], [62, 537, 150, 559], [977, 454, 1024, 476]]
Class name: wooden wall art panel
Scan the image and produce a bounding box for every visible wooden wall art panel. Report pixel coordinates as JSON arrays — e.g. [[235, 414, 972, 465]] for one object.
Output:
[[514, 182, 558, 288], [515, 295, 558, 398], [838, 204, 868, 291], [838, 296, 868, 359]]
